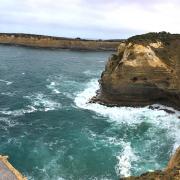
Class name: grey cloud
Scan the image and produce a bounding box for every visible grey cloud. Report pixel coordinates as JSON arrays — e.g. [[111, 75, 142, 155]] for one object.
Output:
[[0, 0, 179, 39]]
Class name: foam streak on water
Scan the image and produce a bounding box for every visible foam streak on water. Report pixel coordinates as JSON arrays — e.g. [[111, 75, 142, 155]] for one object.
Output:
[[115, 142, 137, 177], [0, 79, 12, 85], [25, 93, 62, 112], [0, 93, 62, 117], [46, 81, 61, 94]]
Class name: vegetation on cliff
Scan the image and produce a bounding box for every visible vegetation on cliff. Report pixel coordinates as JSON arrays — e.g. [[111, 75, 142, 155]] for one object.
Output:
[[128, 31, 180, 45]]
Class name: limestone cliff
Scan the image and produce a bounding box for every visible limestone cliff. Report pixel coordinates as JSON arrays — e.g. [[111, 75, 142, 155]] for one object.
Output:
[[0, 33, 122, 51], [93, 32, 180, 109], [121, 146, 180, 180]]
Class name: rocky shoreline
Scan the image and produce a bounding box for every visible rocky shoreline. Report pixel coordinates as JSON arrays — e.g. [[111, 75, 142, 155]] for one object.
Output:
[[0, 33, 122, 51], [91, 32, 180, 179]]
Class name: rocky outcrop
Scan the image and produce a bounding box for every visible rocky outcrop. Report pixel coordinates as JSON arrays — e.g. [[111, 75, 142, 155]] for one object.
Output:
[[121, 146, 180, 180], [92, 32, 180, 109], [0, 33, 122, 51]]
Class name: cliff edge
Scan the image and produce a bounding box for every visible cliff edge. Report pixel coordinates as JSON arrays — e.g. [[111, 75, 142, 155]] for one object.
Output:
[[0, 33, 122, 51], [92, 32, 180, 110]]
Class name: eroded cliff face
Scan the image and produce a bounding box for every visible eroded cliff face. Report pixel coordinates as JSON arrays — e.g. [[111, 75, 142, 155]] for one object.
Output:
[[94, 32, 180, 109], [121, 147, 180, 180], [0, 33, 122, 51]]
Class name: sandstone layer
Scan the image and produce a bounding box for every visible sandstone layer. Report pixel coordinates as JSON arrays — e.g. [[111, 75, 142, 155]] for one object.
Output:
[[121, 146, 180, 180], [0, 33, 122, 51], [93, 32, 180, 109]]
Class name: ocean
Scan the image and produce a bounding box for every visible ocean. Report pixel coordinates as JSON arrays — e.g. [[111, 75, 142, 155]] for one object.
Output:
[[0, 45, 179, 180]]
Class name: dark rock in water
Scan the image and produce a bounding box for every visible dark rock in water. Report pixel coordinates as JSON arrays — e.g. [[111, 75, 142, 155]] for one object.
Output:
[[121, 147, 180, 180], [148, 105, 176, 114], [92, 32, 180, 110]]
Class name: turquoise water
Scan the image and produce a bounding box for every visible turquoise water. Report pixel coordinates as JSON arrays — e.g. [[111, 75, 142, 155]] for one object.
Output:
[[0, 45, 179, 180]]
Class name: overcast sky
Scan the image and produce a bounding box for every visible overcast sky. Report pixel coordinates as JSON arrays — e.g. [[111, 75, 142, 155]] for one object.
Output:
[[0, 0, 179, 39]]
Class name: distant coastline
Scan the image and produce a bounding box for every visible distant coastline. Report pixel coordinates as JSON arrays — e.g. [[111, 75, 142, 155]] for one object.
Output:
[[0, 33, 123, 51]]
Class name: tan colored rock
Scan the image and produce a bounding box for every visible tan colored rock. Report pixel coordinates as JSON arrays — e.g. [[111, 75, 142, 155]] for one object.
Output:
[[167, 147, 180, 170], [93, 32, 180, 109], [118, 42, 126, 54], [92, 32, 180, 180], [0, 33, 122, 51]]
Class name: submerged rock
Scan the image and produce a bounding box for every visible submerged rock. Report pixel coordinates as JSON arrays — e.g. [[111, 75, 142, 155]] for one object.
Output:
[[121, 146, 180, 180], [93, 32, 180, 110]]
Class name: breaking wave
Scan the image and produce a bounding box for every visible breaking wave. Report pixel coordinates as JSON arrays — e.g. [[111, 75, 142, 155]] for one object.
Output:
[[74, 79, 180, 177], [115, 142, 138, 177], [0, 93, 62, 117]]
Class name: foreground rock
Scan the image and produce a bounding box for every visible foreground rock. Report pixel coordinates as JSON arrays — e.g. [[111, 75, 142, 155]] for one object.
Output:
[[92, 32, 180, 110], [0, 33, 122, 51], [121, 147, 180, 180], [0, 155, 26, 180]]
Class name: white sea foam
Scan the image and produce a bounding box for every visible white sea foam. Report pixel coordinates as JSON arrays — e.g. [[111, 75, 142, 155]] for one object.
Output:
[[74, 79, 180, 176], [1, 92, 15, 97], [86, 128, 138, 177], [46, 75, 65, 94], [0, 93, 62, 117], [115, 142, 138, 177], [25, 93, 62, 112], [0, 106, 37, 117], [46, 81, 61, 94], [74, 79, 180, 125], [0, 117, 18, 129], [0, 79, 13, 85], [47, 75, 81, 99]]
